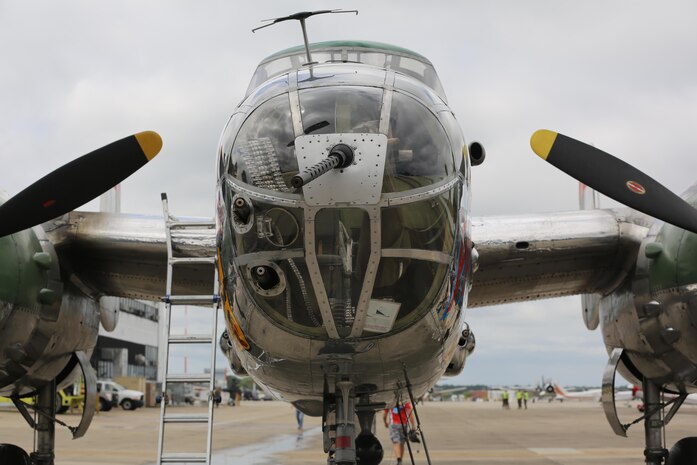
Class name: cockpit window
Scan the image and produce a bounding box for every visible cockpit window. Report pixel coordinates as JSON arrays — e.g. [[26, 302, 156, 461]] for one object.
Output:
[[247, 44, 446, 101], [298, 86, 383, 135], [383, 92, 454, 192], [229, 94, 297, 191]]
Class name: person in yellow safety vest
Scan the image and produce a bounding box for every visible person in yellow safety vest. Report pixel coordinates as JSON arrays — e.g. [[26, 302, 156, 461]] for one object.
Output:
[[501, 390, 509, 409], [523, 391, 529, 409], [516, 390, 523, 409]]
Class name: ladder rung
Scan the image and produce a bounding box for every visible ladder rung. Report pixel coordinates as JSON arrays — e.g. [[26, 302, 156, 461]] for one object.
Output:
[[161, 453, 207, 463], [170, 257, 216, 265], [165, 295, 219, 306], [166, 374, 211, 383], [168, 221, 215, 229], [164, 413, 210, 424], [169, 334, 213, 344]]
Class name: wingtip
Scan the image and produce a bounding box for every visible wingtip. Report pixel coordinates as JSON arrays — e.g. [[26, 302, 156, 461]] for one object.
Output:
[[530, 129, 557, 161], [135, 131, 163, 161]]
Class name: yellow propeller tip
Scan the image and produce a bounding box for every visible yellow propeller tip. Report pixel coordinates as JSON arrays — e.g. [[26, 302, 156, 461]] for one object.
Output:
[[530, 129, 557, 161], [135, 131, 163, 161]]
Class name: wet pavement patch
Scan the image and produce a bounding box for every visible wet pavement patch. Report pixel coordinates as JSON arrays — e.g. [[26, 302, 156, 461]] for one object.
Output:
[[211, 427, 321, 465]]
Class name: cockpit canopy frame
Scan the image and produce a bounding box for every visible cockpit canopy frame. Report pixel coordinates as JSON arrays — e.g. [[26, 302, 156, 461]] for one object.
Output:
[[246, 40, 447, 102]]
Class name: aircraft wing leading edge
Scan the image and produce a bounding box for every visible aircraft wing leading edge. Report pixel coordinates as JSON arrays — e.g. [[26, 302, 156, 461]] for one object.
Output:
[[469, 208, 649, 307], [45, 211, 216, 300]]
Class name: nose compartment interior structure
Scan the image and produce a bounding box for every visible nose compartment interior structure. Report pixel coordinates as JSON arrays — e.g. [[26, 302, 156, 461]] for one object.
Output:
[[218, 45, 468, 341]]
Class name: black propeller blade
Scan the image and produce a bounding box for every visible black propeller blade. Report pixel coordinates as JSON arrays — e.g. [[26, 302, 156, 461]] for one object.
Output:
[[0, 131, 162, 238], [531, 129, 697, 234]]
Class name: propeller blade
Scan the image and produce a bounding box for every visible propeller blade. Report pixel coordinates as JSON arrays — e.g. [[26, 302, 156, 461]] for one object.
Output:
[[0, 131, 162, 238], [531, 129, 697, 234]]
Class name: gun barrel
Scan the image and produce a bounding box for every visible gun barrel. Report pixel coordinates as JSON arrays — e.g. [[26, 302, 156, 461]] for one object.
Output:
[[291, 144, 354, 188]]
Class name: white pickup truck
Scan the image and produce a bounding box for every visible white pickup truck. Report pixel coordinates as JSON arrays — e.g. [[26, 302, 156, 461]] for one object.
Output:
[[97, 380, 144, 410]]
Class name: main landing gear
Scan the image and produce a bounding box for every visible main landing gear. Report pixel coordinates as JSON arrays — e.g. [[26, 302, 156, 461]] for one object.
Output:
[[2, 351, 96, 465], [602, 348, 697, 465]]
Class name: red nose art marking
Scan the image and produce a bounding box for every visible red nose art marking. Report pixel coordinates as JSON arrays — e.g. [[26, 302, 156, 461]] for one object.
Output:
[[42, 199, 56, 208], [626, 180, 646, 195]]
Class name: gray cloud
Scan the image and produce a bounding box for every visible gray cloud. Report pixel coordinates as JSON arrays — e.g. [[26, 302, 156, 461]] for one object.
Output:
[[2, 1, 696, 386]]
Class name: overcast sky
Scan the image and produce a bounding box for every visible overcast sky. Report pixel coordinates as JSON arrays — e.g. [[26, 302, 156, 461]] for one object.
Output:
[[2, 1, 697, 387]]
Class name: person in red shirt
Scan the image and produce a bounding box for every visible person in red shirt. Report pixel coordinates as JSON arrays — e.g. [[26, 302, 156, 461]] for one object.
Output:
[[382, 402, 417, 464]]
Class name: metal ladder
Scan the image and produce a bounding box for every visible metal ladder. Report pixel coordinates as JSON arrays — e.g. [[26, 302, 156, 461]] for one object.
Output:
[[157, 193, 220, 464]]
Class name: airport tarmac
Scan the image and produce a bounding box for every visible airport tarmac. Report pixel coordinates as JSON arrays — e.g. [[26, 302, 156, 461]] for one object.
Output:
[[0, 399, 695, 464]]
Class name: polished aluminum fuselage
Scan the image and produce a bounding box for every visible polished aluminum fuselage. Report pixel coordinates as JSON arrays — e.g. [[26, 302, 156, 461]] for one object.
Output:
[[214, 47, 472, 406]]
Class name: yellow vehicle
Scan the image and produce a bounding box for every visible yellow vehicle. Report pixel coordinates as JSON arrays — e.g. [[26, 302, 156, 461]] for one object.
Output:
[[1, 384, 84, 414], [55, 387, 84, 414], [0, 396, 34, 407]]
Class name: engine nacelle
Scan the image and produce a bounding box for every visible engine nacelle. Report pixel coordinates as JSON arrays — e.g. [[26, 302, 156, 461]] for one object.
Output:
[[0, 193, 101, 396], [219, 330, 247, 376], [601, 185, 697, 391], [444, 323, 476, 377]]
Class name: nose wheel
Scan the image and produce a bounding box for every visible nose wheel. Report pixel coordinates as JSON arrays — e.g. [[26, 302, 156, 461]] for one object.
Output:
[[0, 444, 31, 465], [667, 438, 697, 465], [322, 378, 386, 465]]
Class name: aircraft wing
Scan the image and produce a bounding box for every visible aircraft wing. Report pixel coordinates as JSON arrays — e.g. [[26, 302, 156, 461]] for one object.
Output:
[[45, 211, 216, 300], [468, 208, 648, 307], [45, 207, 648, 306]]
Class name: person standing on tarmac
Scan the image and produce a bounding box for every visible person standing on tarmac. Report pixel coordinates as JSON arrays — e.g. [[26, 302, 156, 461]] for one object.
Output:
[[501, 390, 510, 409], [295, 407, 305, 430], [523, 391, 529, 409], [516, 390, 524, 409], [383, 402, 418, 465]]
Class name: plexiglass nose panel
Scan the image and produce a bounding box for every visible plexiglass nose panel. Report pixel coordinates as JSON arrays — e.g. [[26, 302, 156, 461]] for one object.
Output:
[[313, 208, 370, 337], [369, 189, 459, 334], [229, 93, 297, 191], [383, 92, 454, 192], [218, 67, 468, 341], [220, 181, 327, 338]]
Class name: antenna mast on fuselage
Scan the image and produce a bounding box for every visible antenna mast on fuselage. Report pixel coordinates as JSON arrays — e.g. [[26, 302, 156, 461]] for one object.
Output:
[[252, 9, 358, 64]]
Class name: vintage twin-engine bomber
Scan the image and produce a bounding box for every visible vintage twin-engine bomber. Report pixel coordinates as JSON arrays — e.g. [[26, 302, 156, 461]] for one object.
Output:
[[2, 10, 697, 465]]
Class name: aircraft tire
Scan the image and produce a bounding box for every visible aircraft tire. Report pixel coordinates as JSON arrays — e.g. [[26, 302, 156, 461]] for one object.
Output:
[[355, 432, 383, 465], [55, 395, 68, 414], [0, 443, 31, 465], [667, 437, 697, 465]]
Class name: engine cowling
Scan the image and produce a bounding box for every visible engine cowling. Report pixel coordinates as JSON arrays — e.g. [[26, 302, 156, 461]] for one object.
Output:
[[0, 192, 103, 396], [601, 184, 697, 391], [0, 219, 65, 395]]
